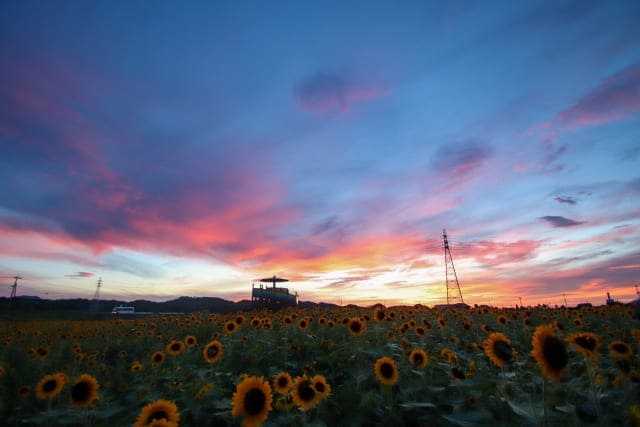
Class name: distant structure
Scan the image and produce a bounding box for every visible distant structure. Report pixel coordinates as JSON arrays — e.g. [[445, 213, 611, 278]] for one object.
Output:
[[252, 275, 298, 309], [10, 275, 22, 299], [606, 292, 615, 306], [91, 277, 103, 312], [443, 229, 465, 307]]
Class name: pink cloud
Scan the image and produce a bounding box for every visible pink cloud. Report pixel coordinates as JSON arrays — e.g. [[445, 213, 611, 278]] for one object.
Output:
[[295, 71, 389, 114], [558, 65, 640, 127]]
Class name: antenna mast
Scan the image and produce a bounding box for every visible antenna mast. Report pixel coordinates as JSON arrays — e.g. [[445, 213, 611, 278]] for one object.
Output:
[[10, 275, 22, 298], [443, 229, 464, 306]]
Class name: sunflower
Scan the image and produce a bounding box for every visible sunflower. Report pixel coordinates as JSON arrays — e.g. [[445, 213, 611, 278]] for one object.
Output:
[[184, 335, 197, 348], [440, 348, 459, 365], [374, 357, 399, 386], [134, 399, 180, 427], [451, 366, 466, 381], [195, 382, 215, 400], [273, 372, 293, 394], [70, 374, 99, 408], [408, 348, 428, 369], [35, 373, 67, 400], [131, 361, 144, 372], [166, 340, 185, 357], [531, 325, 568, 382], [609, 340, 633, 358], [298, 319, 309, 330], [151, 351, 165, 366], [348, 318, 366, 336], [565, 332, 601, 359], [497, 315, 507, 325], [35, 347, 50, 360], [483, 332, 515, 368], [235, 315, 245, 325], [203, 340, 223, 363], [231, 376, 273, 427], [374, 307, 386, 322], [224, 320, 238, 334], [310, 374, 331, 400], [414, 326, 426, 337], [291, 376, 319, 411]]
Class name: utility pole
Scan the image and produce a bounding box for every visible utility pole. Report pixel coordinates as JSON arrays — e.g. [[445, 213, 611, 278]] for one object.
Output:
[[10, 275, 22, 298], [562, 293, 567, 306], [443, 229, 464, 306]]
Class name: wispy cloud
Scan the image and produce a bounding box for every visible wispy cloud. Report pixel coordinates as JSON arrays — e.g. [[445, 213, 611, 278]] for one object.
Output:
[[295, 71, 388, 114], [539, 215, 586, 227], [432, 139, 492, 177], [558, 64, 640, 127], [554, 196, 577, 205], [65, 271, 94, 279]]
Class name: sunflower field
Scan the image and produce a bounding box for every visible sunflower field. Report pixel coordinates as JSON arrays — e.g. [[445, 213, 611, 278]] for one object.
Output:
[[0, 303, 639, 426]]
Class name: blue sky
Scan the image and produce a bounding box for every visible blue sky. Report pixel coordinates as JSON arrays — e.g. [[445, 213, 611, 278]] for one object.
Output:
[[1, 1, 639, 306]]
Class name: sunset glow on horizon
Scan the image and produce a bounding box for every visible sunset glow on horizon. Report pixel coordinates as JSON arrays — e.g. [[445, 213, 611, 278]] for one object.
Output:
[[1, 1, 639, 307]]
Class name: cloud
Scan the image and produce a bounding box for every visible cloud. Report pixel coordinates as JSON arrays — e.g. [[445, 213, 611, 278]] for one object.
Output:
[[432, 139, 492, 177], [539, 216, 586, 227], [558, 64, 640, 127], [454, 239, 542, 267], [554, 196, 577, 205], [295, 71, 387, 113], [65, 271, 94, 279]]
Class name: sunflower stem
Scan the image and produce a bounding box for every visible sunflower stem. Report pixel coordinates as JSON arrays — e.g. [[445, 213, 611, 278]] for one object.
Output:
[[542, 377, 547, 427]]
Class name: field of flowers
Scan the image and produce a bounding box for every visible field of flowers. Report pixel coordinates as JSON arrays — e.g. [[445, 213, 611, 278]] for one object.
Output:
[[0, 303, 639, 426]]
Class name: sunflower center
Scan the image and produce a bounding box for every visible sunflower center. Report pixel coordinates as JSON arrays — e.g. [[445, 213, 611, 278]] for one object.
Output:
[[350, 322, 362, 333], [413, 353, 424, 365], [574, 336, 596, 351], [611, 343, 629, 355], [314, 382, 325, 393], [298, 382, 315, 402], [452, 367, 466, 379], [146, 410, 169, 423], [153, 354, 163, 362], [43, 379, 58, 393], [171, 343, 181, 351], [542, 336, 568, 370], [493, 340, 513, 362], [243, 388, 266, 415], [277, 377, 288, 388], [71, 381, 91, 403], [380, 362, 394, 379], [207, 346, 219, 357]]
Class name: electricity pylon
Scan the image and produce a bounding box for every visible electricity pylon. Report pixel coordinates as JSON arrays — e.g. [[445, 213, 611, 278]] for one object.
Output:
[[10, 275, 22, 298], [443, 229, 464, 306]]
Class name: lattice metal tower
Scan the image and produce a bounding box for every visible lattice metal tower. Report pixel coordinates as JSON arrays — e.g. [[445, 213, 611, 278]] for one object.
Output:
[[10, 275, 22, 298], [91, 278, 103, 312], [443, 229, 464, 305]]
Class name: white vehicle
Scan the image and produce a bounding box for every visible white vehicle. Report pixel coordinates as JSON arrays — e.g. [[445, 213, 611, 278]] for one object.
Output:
[[111, 305, 135, 315]]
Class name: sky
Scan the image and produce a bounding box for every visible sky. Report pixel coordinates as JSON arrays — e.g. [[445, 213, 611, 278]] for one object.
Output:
[[1, 1, 639, 307]]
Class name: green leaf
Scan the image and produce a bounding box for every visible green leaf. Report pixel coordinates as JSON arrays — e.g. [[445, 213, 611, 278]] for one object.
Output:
[[507, 399, 542, 421], [399, 402, 437, 409]]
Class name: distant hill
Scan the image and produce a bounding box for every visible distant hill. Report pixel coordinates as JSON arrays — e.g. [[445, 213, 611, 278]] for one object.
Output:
[[0, 295, 338, 315]]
